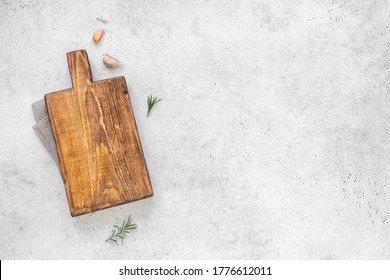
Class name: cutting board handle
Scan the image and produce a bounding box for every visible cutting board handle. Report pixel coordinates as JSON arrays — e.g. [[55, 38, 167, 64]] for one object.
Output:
[[67, 50, 93, 90]]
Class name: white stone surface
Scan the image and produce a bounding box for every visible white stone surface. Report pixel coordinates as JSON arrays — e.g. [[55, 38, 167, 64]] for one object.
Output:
[[1, 0, 390, 259]]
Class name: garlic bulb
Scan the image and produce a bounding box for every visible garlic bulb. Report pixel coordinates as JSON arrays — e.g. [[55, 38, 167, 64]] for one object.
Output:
[[103, 54, 120, 67], [93, 29, 105, 44]]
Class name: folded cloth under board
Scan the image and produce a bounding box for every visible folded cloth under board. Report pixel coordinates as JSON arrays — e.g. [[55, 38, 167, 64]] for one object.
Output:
[[32, 99, 59, 168]]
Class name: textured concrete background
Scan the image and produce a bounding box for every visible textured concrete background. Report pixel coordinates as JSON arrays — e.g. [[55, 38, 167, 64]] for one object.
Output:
[[1, 0, 390, 259]]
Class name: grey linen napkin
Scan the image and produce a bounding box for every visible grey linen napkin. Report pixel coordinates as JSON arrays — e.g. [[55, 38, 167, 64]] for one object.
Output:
[[32, 99, 59, 168]]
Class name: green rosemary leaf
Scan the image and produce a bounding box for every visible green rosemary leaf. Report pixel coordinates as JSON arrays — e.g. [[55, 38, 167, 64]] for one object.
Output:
[[105, 215, 137, 245], [147, 95, 161, 117]]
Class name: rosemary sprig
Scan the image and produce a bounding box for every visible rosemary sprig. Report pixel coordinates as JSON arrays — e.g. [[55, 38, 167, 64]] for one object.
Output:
[[147, 95, 162, 117], [105, 215, 137, 245]]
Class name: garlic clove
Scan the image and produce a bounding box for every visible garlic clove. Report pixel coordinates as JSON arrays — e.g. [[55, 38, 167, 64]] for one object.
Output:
[[103, 54, 120, 67], [96, 17, 108, 23], [93, 29, 105, 44]]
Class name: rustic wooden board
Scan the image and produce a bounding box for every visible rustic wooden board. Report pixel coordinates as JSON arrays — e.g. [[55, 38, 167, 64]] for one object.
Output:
[[45, 50, 153, 217]]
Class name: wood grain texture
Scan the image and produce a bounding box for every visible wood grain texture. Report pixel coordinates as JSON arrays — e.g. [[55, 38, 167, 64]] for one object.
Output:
[[45, 50, 153, 217]]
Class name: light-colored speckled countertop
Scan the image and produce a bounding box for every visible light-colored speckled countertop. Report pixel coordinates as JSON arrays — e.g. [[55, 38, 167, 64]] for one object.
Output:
[[1, 0, 390, 259]]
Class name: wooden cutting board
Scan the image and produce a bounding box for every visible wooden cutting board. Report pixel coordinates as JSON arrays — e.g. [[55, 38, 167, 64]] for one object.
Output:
[[45, 50, 153, 217]]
